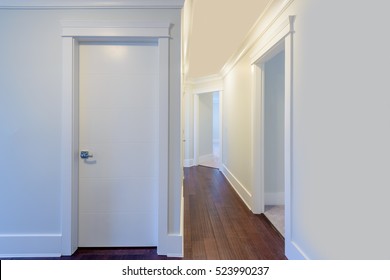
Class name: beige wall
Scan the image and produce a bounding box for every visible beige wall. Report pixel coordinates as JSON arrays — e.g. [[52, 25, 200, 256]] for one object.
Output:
[[222, 54, 253, 192]]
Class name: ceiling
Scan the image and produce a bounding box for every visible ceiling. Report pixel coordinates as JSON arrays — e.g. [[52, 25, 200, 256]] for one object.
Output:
[[183, 0, 273, 80]]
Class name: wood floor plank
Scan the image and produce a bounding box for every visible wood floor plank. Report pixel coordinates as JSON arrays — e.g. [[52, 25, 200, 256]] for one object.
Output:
[[206, 204, 237, 259], [203, 237, 220, 259], [183, 166, 286, 260]]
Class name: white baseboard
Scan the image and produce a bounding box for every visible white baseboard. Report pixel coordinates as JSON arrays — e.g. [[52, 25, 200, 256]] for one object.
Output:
[[265, 191, 285, 205], [199, 153, 214, 163], [286, 240, 308, 260], [157, 234, 183, 258], [0, 234, 62, 258], [221, 164, 252, 210], [183, 158, 194, 167], [158, 189, 183, 258], [180, 189, 184, 257]]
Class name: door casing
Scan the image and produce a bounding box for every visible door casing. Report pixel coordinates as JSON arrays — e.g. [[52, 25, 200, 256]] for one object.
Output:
[[61, 21, 171, 256], [250, 16, 305, 259]]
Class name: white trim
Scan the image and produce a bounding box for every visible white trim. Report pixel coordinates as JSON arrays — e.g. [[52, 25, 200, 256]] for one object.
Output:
[[0, 0, 185, 9], [0, 234, 62, 257], [157, 234, 183, 257], [221, 165, 252, 210], [61, 36, 79, 256], [168, 191, 184, 257], [284, 24, 305, 260], [61, 21, 178, 256], [220, 0, 295, 78], [189, 74, 224, 94], [61, 21, 171, 38], [156, 37, 174, 256], [249, 17, 292, 64], [167, 252, 183, 258], [180, 186, 184, 245]]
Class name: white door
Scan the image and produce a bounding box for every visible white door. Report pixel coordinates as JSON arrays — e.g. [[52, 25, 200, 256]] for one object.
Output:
[[78, 42, 159, 247]]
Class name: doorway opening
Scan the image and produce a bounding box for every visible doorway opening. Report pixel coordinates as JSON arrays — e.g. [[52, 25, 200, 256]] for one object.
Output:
[[263, 50, 285, 236], [194, 91, 221, 169], [249, 15, 299, 258], [198, 92, 220, 168]]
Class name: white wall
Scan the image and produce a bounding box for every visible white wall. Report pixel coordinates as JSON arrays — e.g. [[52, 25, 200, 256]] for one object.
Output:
[[291, 0, 390, 259], [221, 0, 390, 259], [0, 7, 182, 256], [264, 51, 285, 204]]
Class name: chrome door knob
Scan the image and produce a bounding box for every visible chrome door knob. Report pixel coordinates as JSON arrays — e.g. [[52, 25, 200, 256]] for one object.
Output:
[[80, 151, 93, 159]]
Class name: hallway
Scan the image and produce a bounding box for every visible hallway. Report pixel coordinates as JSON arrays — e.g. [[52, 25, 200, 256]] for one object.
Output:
[[184, 166, 286, 259]]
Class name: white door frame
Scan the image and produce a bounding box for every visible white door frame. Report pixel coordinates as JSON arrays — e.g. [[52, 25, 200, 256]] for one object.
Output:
[[251, 16, 304, 259], [193, 90, 223, 169], [252, 40, 285, 214], [60, 21, 171, 255]]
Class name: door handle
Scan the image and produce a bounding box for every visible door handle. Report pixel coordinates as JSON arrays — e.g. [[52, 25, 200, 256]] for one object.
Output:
[[80, 151, 93, 159]]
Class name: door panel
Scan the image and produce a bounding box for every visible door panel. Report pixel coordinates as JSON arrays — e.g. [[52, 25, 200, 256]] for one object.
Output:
[[78, 43, 158, 247]]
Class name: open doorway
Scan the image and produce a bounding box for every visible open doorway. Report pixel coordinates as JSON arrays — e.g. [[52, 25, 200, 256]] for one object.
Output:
[[250, 15, 296, 258], [198, 91, 220, 168], [194, 91, 221, 169], [263, 50, 285, 237]]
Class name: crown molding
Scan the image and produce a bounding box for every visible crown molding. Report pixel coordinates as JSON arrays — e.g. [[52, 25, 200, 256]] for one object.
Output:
[[187, 74, 224, 94], [220, 0, 295, 78], [182, 0, 195, 80], [0, 0, 185, 9], [61, 20, 171, 38], [188, 73, 222, 85]]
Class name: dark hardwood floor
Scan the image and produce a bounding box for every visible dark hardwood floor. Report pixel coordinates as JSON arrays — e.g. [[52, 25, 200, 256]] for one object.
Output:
[[2, 247, 179, 260], [184, 166, 286, 260], [2, 166, 285, 260]]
